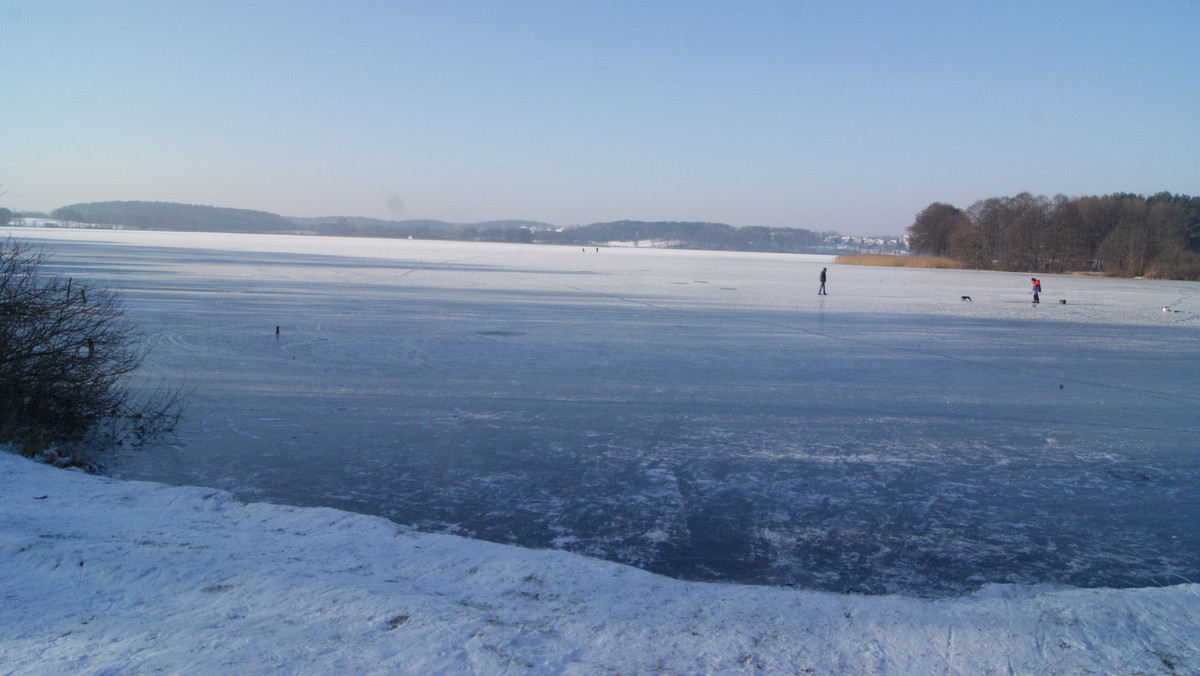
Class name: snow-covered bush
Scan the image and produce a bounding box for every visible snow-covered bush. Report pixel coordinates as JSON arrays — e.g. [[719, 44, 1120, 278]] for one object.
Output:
[[0, 238, 182, 465]]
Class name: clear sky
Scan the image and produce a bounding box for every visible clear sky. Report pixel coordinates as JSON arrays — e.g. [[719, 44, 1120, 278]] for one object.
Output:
[[2, 1, 1198, 235]]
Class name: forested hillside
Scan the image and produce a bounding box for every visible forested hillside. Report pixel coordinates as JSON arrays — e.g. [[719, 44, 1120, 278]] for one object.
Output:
[[52, 201, 296, 233], [907, 192, 1200, 279]]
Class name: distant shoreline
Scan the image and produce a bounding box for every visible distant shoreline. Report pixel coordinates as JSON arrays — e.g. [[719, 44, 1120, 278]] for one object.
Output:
[[23, 201, 906, 256]]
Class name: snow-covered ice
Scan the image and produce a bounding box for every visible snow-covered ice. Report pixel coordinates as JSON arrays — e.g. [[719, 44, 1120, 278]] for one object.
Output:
[[3, 451, 1199, 674], [2, 227, 1199, 672]]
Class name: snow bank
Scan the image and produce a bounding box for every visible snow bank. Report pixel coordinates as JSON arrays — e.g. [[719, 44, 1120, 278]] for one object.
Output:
[[3, 451, 1197, 675]]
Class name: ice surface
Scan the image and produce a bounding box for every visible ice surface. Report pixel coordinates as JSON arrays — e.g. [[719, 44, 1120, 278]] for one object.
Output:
[[7, 227, 1199, 597]]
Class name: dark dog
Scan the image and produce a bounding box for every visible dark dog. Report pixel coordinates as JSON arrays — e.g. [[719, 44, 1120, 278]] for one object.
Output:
[[961, 296, 972, 301]]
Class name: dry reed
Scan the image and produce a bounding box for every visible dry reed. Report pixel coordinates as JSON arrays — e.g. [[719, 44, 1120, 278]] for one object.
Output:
[[834, 254, 967, 269]]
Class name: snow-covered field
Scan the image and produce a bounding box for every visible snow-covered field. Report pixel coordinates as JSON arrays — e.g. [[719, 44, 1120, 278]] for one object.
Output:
[[3, 227, 1199, 673]]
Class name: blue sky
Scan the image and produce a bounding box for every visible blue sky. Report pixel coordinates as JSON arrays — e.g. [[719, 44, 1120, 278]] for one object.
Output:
[[2, 1, 1197, 235]]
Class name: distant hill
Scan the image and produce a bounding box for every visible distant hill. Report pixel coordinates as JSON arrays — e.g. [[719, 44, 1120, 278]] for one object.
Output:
[[44, 201, 904, 254], [52, 201, 296, 233]]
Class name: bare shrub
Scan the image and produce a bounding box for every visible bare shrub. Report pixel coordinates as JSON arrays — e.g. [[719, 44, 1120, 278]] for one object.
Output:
[[0, 238, 183, 466], [1144, 249, 1200, 281]]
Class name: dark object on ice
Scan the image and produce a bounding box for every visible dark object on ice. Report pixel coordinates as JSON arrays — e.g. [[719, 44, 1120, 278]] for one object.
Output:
[[1060, 299, 1066, 304], [961, 296, 972, 301], [387, 614, 410, 630], [818, 268, 827, 295], [275, 326, 280, 336]]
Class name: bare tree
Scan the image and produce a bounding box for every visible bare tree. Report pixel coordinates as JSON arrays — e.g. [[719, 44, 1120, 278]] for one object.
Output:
[[965, 197, 1009, 266], [907, 203, 966, 257], [998, 193, 1051, 271], [1, 238, 183, 465]]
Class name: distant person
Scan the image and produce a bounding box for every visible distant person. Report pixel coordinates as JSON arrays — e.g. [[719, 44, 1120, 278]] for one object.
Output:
[[819, 267, 827, 295], [1031, 277, 1041, 304]]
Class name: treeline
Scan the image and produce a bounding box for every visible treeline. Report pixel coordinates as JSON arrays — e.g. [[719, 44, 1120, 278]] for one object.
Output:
[[907, 192, 1200, 279], [52, 201, 296, 233]]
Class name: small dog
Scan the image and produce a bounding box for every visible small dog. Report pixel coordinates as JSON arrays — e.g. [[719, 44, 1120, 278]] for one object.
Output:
[[961, 296, 972, 301]]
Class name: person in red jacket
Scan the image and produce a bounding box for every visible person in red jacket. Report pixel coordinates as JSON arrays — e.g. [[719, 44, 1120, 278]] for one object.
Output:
[[1031, 277, 1041, 303]]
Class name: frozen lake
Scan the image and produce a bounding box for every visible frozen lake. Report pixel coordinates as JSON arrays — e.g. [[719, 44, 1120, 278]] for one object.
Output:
[[9, 227, 1200, 597]]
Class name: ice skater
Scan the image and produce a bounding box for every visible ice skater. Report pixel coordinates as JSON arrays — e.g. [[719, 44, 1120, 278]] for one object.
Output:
[[819, 267, 827, 295], [1031, 277, 1041, 304]]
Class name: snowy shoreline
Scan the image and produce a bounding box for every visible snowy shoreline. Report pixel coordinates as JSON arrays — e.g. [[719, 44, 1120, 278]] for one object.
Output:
[[3, 451, 1197, 674]]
